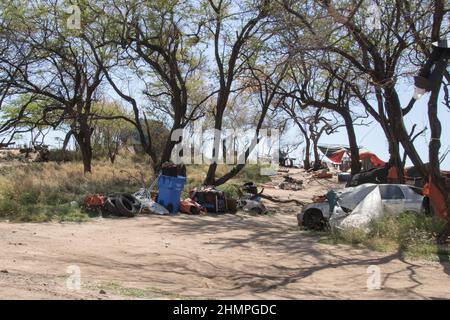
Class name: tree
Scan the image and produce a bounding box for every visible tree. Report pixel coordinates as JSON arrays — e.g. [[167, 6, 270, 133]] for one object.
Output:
[[0, 1, 105, 173], [202, 0, 274, 185], [84, 0, 211, 170], [399, 0, 450, 233], [91, 101, 134, 163], [0, 95, 61, 147], [279, 0, 447, 181], [275, 56, 369, 174]]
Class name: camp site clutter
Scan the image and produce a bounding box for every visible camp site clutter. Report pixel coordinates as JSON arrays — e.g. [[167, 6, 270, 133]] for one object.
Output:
[[82, 161, 273, 217], [79, 146, 448, 235]]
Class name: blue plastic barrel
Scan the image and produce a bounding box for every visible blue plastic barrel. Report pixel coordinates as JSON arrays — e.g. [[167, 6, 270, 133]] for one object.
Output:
[[156, 175, 186, 214]]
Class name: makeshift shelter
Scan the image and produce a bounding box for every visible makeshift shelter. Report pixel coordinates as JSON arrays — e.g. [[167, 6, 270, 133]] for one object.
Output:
[[329, 184, 384, 230], [318, 145, 385, 171]]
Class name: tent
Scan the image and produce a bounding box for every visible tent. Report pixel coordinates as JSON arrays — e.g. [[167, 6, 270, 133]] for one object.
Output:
[[318, 145, 385, 168], [329, 184, 384, 231], [359, 151, 385, 167]]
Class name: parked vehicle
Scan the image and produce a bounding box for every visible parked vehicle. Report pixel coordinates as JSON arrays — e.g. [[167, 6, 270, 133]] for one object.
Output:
[[298, 184, 426, 230], [345, 166, 388, 187]]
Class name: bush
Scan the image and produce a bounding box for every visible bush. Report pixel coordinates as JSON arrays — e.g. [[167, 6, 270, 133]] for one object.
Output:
[[217, 184, 240, 199], [236, 165, 271, 184], [325, 212, 449, 261], [0, 159, 153, 222], [47, 149, 83, 162]]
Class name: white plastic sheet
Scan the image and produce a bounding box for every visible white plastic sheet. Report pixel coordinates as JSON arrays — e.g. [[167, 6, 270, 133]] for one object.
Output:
[[330, 186, 383, 231]]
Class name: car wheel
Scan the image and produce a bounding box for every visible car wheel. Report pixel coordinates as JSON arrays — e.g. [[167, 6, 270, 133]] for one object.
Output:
[[303, 209, 326, 230], [121, 193, 141, 209], [104, 197, 121, 216], [116, 196, 137, 217]]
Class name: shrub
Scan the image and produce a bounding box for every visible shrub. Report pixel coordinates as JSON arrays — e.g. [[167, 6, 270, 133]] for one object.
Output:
[[47, 149, 83, 162], [217, 184, 240, 198], [236, 165, 271, 184], [0, 159, 153, 222], [325, 212, 449, 261]]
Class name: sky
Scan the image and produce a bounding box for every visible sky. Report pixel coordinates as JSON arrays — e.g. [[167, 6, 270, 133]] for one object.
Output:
[[12, 79, 449, 170], [284, 82, 450, 170], [5, 5, 449, 170]]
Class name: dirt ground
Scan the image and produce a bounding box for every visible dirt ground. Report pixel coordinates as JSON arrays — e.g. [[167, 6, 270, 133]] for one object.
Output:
[[1, 169, 450, 300]]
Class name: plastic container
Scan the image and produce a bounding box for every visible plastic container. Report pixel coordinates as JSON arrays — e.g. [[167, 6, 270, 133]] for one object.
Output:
[[338, 172, 351, 183], [156, 175, 186, 214], [161, 165, 177, 177]]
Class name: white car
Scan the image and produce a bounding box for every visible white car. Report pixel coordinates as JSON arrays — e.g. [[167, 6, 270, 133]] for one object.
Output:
[[297, 184, 425, 230]]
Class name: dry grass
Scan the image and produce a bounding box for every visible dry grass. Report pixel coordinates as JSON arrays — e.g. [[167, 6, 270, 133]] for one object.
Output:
[[314, 213, 450, 261], [183, 163, 270, 197], [0, 156, 269, 222], [0, 156, 153, 222]]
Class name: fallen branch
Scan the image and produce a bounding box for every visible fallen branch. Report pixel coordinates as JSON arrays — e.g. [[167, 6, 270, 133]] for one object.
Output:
[[259, 193, 306, 206], [235, 183, 306, 206]]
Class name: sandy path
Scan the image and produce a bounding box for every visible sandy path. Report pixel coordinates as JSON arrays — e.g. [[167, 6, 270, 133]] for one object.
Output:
[[1, 170, 449, 299]]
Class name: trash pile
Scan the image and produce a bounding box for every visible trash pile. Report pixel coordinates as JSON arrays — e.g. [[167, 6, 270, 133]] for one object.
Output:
[[189, 186, 227, 213], [81, 161, 280, 217], [83, 193, 142, 217], [236, 182, 268, 214], [103, 194, 141, 217], [134, 188, 169, 215], [313, 169, 333, 179], [279, 175, 303, 190], [179, 198, 207, 215]]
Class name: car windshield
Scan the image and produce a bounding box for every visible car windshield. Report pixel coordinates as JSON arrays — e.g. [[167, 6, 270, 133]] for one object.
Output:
[[379, 185, 405, 200], [338, 184, 378, 210]]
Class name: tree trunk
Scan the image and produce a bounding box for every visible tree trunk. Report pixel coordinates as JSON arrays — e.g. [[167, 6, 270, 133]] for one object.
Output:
[[109, 152, 116, 164], [427, 60, 449, 225], [341, 111, 361, 174], [387, 132, 404, 183], [312, 138, 320, 170], [385, 87, 427, 182], [383, 89, 410, 183], [160, 138, 176, 167], [303, 138, 311, 170], [204, 108, 225, 185], [294, 118, 311, 170], [74, 129, 93, 174]]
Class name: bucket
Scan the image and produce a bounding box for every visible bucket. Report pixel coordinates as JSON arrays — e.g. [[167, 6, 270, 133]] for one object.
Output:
[[156, 175, 186, 214]]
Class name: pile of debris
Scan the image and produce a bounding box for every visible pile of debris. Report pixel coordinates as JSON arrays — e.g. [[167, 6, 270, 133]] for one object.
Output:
[[83, 193, 143, 217], [81, 159, 304, 218], [279, 175, 303, 190], [237, 182, 268, 214], [313, 169, 333, 179]]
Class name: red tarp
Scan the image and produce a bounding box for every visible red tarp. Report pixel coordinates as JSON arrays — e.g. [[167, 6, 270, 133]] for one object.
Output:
[[322, 148, 386, 167], [359, 151, 386, 167], [328, 149, 347, 164]]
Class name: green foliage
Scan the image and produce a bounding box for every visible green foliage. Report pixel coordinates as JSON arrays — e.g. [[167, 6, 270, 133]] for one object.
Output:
[[0, 95, 61, 131], [0, 158, 152, 222], [318, 213, 450, 261], [236, 165, 271, 184], [91, 101, 134, 161], [217, 184, 240, 198]]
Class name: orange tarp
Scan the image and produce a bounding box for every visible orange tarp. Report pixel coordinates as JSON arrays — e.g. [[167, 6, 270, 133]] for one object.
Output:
[[427, 181, 448, 220], [326, 149, 386, 168]]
